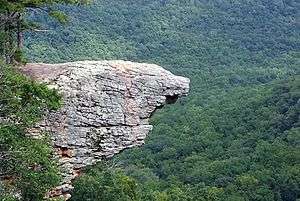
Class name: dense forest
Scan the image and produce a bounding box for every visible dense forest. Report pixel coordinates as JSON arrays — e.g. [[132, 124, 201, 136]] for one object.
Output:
[[1, 0, 300, 200]]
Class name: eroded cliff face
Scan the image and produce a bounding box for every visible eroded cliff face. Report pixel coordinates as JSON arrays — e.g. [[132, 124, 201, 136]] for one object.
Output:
[[21, 60, 190, 200]]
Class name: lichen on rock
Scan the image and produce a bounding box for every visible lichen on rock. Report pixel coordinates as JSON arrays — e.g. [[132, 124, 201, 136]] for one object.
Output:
[[21, 60, 190, 200]]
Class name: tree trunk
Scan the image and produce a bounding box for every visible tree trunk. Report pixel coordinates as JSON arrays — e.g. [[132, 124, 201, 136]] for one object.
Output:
[[8, 31, 14, 64], [3, 11, 13, 64], [4, 19, 11, 64], [17, 13, 23, 50], [1, 10, 23, 64]]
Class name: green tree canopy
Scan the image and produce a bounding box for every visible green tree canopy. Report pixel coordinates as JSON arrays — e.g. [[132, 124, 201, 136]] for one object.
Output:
[[0, 0, 89, 64]]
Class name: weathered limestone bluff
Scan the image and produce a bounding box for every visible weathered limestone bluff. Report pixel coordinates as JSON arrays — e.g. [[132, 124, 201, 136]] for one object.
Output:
[[21, 60, 190, 200]]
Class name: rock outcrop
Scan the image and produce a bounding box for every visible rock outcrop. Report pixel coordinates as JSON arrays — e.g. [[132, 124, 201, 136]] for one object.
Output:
[[21, 60, 190, 200]]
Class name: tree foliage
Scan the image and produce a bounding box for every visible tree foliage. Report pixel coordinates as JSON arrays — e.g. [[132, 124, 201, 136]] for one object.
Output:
[[0, 0, 89, 64], [37, 1, 298, 200], [71, 162, 140, 201], [0, 64, 62, 200], [1, 0, 299, 200]]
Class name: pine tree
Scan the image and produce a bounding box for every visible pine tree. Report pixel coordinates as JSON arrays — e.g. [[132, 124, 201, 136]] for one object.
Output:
[[0, 0, 89, 64]]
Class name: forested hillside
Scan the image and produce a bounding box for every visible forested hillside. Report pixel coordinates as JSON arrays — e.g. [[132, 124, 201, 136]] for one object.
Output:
[[23, 0, 300, 200]]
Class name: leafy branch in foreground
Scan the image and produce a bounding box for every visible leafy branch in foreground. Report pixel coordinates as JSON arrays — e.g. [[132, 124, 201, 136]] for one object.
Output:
[[0, 0, 90, 64]]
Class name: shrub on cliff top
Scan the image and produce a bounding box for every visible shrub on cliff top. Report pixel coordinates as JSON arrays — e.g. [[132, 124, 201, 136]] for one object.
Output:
[[0, 64, 62, 201]]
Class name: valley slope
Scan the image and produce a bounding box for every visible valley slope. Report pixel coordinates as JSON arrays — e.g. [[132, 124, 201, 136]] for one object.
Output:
[[25, 0, 299, 200]]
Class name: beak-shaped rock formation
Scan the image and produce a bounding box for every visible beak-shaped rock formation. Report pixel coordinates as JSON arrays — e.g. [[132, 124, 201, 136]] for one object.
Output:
[[21, 60, 190, 200]]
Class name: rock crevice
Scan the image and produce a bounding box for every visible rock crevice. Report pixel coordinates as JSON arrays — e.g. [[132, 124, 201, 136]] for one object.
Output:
[[21, 60, 190, 199]]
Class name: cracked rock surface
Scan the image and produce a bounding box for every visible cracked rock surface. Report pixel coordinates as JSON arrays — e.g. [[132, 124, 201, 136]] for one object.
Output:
[[21, 60, 190, 199]]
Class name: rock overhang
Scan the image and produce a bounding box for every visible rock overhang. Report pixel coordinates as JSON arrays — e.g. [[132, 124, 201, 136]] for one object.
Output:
[[20, 60, 190, 199]]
